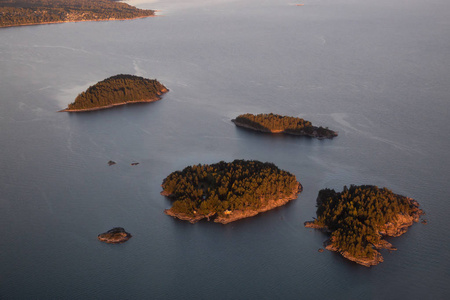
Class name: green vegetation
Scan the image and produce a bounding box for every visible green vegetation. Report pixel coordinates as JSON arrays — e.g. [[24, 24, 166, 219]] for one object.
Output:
[[0, 0, 155, 28], [65, 74, 168, 111], [307, 185, 423, 263], [162, 160, 301, 223], [232, 113, 337, 139]]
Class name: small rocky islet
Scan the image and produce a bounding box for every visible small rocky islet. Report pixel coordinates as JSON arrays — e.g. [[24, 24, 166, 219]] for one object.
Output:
[[305, 185, 424, 267], [232, 113, 338, 139], [97, 227, 132, 244]]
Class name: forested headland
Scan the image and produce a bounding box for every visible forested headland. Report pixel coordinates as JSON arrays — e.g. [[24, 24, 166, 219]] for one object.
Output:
[[62, 74, 168, 112], [0, 0, 155, 28], [305, 185, 424, 267], [161, 160, 302, 224], [232, 113, 337, 139]]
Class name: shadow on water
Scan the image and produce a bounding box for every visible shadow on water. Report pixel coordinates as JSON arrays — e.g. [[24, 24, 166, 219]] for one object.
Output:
[[233, 125, 318, 144]]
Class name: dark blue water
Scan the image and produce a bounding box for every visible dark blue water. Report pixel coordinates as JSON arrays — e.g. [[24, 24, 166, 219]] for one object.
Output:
[[1, 0, 449, 298]]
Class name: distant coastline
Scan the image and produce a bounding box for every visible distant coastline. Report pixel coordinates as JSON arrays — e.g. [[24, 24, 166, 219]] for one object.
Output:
[[0, 15, 155, 29], [0, 0, 156, 28]]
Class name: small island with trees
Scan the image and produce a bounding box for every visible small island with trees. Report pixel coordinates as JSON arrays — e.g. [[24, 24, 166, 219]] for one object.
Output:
[[0, 0, 156, 28], [232, 113, 338, 139], [305, 185, 424, 267], [161, 160, 302, 224], [61, 74, 168, 112]]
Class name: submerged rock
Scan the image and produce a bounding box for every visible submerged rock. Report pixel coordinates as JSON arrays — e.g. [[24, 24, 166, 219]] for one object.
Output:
[[98, 227, 132, 244]]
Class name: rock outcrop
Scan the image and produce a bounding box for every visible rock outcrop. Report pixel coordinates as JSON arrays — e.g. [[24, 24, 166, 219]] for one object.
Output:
[[98, 227, 132, 244]]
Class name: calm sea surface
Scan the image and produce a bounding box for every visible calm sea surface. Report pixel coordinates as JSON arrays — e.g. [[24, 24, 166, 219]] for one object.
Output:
[[1, 0, 449, 298]]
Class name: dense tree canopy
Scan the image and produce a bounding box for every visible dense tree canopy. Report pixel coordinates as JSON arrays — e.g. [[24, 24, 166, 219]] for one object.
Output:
[[232, 113, 337, 139], [162, 160, 301, 222], [0, 0, 155, 27], [65, 74, 167, 111], [310, 185, 423, 260]]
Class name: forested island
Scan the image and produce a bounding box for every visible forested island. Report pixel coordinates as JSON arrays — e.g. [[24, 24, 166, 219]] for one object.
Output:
[[161, 160, 302, 224], [232, 113, 338, 139], [0, 0, 156, 28], [305, 185, 424, 267], [62, 74, 168, 112]]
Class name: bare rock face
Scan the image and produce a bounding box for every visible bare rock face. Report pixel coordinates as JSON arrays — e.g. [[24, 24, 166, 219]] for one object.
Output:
[[379, 213, 418, 237], [98, 227, 132, 244]]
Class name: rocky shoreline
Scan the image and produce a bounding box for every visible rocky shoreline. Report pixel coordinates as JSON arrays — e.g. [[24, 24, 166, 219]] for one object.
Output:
[[0, 15, 155, 29], [60, 93, 166, 112], [231, 119, 338, 139], [164, 182, 302, 224], [305, 197, 424, 267]]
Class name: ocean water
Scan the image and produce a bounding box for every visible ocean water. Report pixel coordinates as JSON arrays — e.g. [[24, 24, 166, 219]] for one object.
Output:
[[1, 0, 449, 298]]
